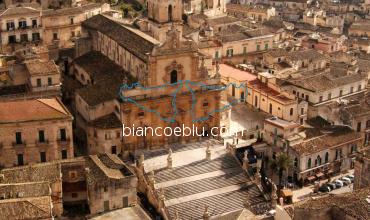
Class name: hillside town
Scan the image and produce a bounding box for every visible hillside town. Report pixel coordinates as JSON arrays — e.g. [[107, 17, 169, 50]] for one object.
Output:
[[0, 0, 369, 219]]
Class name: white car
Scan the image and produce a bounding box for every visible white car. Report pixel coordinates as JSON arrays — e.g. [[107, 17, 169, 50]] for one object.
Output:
[[334, 180, 344, 188], [341, 177, 351, 185]]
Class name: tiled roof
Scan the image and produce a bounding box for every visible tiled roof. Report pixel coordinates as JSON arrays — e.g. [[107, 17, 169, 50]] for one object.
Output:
[[77, 76, 123, 106], [0, 196, 53, 220], [82, 14, 158, 61], [25, 59, 59, 76], [294, 187, 370, 220], [0, 182, 50, 199], [291, 127, 362, 155], [0, 98, 72, 124], [86, 154, 134, 186], [89, 113, 122, 129], [0, 162, 61, 184], [0, 6, 40, 17], [248, 79, 295, 103], [73, 51, 130, 82], [285, 69, 367, 92], [206, 16, 240, 26], [42, 3, 103, 17], [286, 49, 325, 61]]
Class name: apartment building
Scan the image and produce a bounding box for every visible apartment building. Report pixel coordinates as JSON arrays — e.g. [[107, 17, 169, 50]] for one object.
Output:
[[0, 98, 74, 168], [246, 72, 308, 123], [288, 125, 363, 184], [0, 6, 42, 45], [42, 3, 109, 48]]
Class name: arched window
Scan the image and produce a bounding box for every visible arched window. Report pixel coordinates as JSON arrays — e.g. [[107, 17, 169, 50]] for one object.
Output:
[[168, 5, 173, 22], [170, 70, 177, 84], [317, 155, 321, 166], [307, 158, 311, 169], [290, 108, 293, 116], [294, 158, 298, 168], [269, 103, 272, 114], [325, 152, 329, 163]]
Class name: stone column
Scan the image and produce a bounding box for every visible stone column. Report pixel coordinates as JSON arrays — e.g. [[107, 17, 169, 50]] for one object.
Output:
[[167, 148, 173, 169], [148, 170, 155, 188], [203, 205, 210, 220], [206, 145, 211, 160], [271, 183, 278, 209], [158, 188, 166, 211], [242, 150, 249, 170]]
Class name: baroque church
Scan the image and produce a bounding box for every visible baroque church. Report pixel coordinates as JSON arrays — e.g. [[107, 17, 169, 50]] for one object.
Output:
[[74, 0, 226, 153]]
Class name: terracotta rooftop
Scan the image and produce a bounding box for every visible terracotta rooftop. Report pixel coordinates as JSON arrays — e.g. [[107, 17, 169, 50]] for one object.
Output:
[[0, 98, 72, 124], [82, 14, 159, 61], [294, 187, 370, 220], [0, 182, 51, 199], [291, 127, 362, 155], [89, 113, 122, 129], [86, 154, 134, 186], [287, 49, 325, 61], [25, 59, 59, 76], [248, 79, 295, 103], [73, 51, 132, 82], [0, 196, 52, 220], [0, 162, 62, 184], [42, 3, 103, 17], [0, 6, 40, 17], [285, 70, 367, 92]]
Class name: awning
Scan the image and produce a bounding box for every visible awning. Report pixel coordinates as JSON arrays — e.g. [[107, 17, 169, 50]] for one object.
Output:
[[307, 176, 316, 181], [281, 189, 293, 197], [316, 172, 324, 178]]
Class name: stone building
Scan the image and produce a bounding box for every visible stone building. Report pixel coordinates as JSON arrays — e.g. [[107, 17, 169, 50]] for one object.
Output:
[[354, 147, 370, 189], [73, 14, 222, 153], [349, 20, 370, 37], [0, 98, 74, 168], [219, 63, 256, 103], [318, 93, 370, 147], [0, 5, 42, 49], [41, 3, 109, 48], [226, 4, 276, 22], [0, 51, 62, 100], [145, 0, 184, 42], [246, 72, 308, 124], [85, 154, 137, 214], [25, 59, 61, 94], [0, 153, 138, 217], [288, 125, 364, 184]]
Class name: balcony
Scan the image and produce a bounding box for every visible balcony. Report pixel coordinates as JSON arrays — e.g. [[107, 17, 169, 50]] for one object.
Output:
[[57, 138, 70, 146], [35, 140, 50, 147], [12, 141, 26, 148]]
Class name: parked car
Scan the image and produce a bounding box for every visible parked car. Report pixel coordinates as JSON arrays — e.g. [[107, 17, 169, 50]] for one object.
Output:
[[341, 177, 351, 185], [346, 175, 354, 182], [319, 184, 331, 192], [334, 180, 344, 188], [327, 182, 336, 190]]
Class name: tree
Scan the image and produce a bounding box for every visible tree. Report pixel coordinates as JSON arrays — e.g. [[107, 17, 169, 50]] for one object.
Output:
[[270, 153, 293, 188], [120, 3, 133, 17]]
